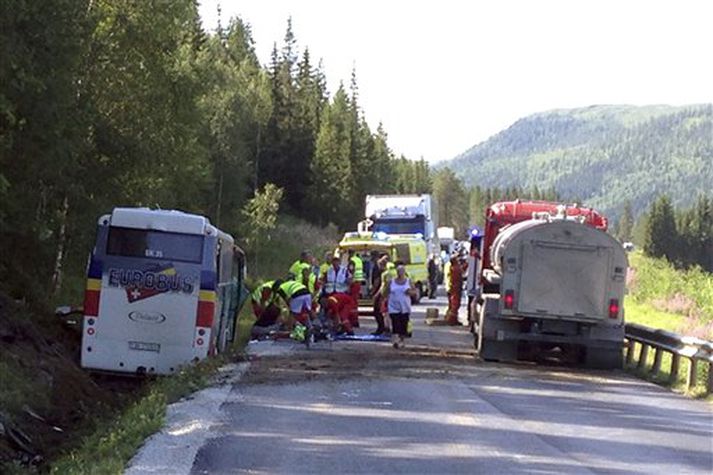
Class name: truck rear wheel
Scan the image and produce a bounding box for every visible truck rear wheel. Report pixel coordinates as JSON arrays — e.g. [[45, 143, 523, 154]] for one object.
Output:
[[584, 346, 623, 369], [476, 296, 518, 362]]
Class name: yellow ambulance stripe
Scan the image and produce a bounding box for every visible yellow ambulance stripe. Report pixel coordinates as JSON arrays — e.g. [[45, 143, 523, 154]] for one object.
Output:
[[86, 278, 101, 291], [199, 290, 216, 302]]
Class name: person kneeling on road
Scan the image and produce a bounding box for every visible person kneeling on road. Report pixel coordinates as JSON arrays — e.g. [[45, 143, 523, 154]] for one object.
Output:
[[324, 293, 356, 336], [383, 264, 417, 349], [277, 279, 314, 329], [250, 280, 284, 339]]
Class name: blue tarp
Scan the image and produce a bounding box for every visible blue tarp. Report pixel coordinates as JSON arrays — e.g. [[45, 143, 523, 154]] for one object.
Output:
[[335, 333, 391, 342]]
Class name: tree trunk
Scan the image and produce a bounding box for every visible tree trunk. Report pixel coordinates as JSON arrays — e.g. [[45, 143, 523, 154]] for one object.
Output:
[[51, 195, 70, 297]]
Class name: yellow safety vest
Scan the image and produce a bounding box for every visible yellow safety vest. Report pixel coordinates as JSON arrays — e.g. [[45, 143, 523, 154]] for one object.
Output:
[[251, 280, 276, 306], [444, 261, 452, 293], [350, 255, 364, 281]]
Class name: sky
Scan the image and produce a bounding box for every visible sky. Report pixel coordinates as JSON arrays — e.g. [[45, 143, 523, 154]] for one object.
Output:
[[199, 0, 713, 163]]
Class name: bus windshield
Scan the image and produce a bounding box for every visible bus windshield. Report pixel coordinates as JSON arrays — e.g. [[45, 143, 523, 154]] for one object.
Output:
[[373, 218, 425, 236], [106, 227, 204, 263]]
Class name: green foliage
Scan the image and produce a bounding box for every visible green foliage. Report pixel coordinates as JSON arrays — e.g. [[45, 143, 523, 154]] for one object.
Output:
[[0, 7, 421, 305], [615, 201, 634, 243], [241, 183, 284, 273], [644, 195, 678, 261], [445, 105, 713, 222], [49, 351, 237, 474], [628, 252, 713, 322], [432, 168, 469, 237], [642, 194, 713, 272]]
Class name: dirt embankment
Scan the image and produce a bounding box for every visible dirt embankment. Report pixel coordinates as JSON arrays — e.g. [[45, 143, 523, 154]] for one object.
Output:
[[0, 293, 140, 469]]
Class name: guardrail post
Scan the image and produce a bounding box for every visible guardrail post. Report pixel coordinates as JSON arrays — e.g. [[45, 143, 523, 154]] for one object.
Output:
[[625, 340, 635, 366], [686, 358, 698, 390], [637, 344, 649, 371], [669, 354, 680, 385], [650, 348, 663, 377]]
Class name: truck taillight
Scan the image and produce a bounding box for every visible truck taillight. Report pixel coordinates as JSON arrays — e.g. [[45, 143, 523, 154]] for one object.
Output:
[[608, 299, 620, 319], [504, 290, 515, 309]]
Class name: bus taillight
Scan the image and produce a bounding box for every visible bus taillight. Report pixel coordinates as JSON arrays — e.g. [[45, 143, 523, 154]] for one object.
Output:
[[84, 279, 101, 317], [196, 290, 215, 327]]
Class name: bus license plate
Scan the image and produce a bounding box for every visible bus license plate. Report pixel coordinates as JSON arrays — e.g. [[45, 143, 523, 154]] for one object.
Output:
[[129, 341, 161, 352]]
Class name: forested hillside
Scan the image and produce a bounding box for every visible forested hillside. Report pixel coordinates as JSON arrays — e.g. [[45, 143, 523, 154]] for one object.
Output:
[[0, 2, 430, 302], [444, 105, 713, 220]]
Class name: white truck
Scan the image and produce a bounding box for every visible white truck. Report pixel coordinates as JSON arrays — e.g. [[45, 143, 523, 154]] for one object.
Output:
[[475, 211, 628, 369], [365, 194, 439, 256]]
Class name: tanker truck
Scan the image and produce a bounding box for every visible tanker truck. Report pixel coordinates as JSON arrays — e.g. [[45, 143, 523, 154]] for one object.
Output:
[[473, 200, 627, 369]]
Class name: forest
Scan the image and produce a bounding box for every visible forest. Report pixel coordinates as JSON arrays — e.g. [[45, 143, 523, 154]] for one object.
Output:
[[1, 1, 710, 305], [444, 104, 713, 221], [0, 1, 430, 301]]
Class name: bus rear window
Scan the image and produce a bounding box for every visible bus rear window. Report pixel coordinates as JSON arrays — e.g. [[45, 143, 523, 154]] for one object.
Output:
[[106, 227, 204, 263]]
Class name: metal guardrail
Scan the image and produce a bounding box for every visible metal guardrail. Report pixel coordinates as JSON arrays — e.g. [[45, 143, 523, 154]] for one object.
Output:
[[625, 323, 713, 394]]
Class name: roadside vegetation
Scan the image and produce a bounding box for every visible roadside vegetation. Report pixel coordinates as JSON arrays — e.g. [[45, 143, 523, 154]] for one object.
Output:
[[624, 251, 712, 397], [626, 251, 712, 337], [49, 325, 250, 474]]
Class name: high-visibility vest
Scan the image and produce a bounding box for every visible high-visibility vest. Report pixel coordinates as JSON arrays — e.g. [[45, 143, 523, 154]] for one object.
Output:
[[325, 265, 349, 294], [251, 280, 276, 306], [350, 255, 364, 281], [380, 262, 397, 295], [444, 261, 452, 293], [278, 280, 309, 300], [319, 262, 330, 278], [288, 260, 309, 279], [306, 273, 317, 295]]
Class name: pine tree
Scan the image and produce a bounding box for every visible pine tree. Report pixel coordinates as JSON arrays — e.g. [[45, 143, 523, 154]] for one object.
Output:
[[307, 85, 353, 227], [644, 195, 678, 261], [616, 201, 634, 243]]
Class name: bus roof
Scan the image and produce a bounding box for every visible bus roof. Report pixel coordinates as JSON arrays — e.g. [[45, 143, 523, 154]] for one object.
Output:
[[104, 208, 220, 237]]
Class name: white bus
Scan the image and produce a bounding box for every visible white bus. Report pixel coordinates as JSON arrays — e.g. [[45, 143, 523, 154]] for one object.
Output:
[[81, 208, 247, 375]]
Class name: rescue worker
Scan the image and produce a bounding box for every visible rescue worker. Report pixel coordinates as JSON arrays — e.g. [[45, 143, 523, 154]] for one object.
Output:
[[250, 280, 283, 338], [445, 253, 464, 325], [322, 255, 351, 296], [348, 250, 364, 298], [288, 250, 312, 280], [301, 265, 317, 296], [319, 251, 332, 278], [276, 279, 314, 328], [427, 254, 439, 299], [324, 292, 356, 335], [372, 255, 397, 335]]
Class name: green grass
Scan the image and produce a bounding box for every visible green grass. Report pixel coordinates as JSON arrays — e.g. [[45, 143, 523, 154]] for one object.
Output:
[[49, 308, 255, 475], [624, 300, 688, 333], [246, 214, 340, 282], [625, 340, 711, 400], [628, 251, 713, 322], [623, 254, 712, 399]]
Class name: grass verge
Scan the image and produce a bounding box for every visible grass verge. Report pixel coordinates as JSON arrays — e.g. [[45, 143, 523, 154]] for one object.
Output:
[[624, 340, 711, 400], [624, 300, 687, 333], [49, 306, 255, 475]]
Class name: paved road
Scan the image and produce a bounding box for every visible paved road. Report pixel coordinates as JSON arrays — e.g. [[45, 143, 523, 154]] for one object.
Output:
[[127, 295, 713, 474]]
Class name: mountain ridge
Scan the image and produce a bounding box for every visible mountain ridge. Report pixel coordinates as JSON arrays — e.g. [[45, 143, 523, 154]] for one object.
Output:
[[442, 104, 713, 220]]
